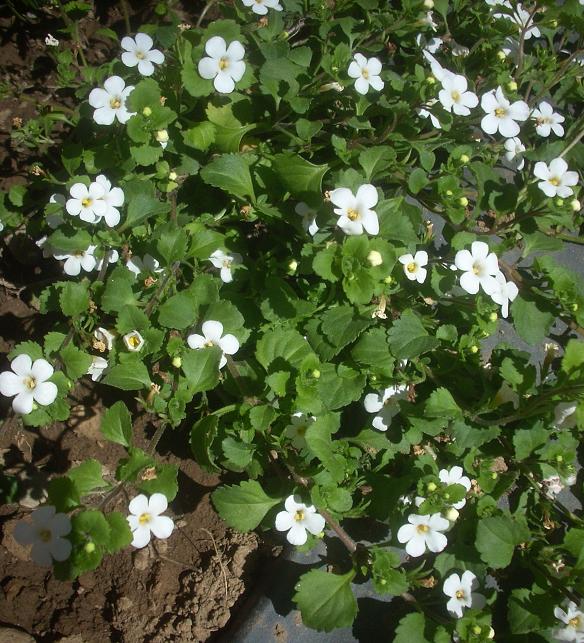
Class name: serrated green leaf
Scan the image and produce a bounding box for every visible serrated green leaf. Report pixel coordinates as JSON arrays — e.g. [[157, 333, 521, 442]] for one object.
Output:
[[475, 513, 530, 568], [200, 153, 255, 201], [256, 329, 314, 371], [59, 281, 89, 317], [101, 400, 133, 447], [183, 121, 216, 151], [181, 345, 222, 393], [272, 153, 328, 196], [68, 459, 107, 496], [388, 310, 439, 359], [212, 480, 280, 531], [103, 360, 151, 391], [190, 414, 220, 472]]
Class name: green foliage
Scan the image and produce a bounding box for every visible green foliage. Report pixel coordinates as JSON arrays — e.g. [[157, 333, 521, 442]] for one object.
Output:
[[212, 480, 280, 531]]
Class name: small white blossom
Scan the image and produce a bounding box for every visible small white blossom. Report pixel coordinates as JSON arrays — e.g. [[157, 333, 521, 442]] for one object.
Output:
[[422, 51, 454, 84], [415, 33, 443, 54], [500, 36, 520, 64], [364, 385, 408, 431], [542, 475, 564, 500], [489, 271, 518, 318], [347, 54, 384, 95], [450, 42, 470, 57], [439, 466, 471, 510], [422, 11, 438, 31], [0, 354, 58, 415], [275, 495, 325, 546], [397, 513, 449, 557], [209, 249, 242, 283], [503, 137, 526, 171], [532, 102, 565, 138], [496, 3, 540, 40], [123, 331, 145, 352], [95, 248, 119, 272], [443, 571, 486, 618], [241, 0, 283, 14], [126, 254, 163, 276], [155, 129, 169, 149], [66, 182, 107, 223], [87, 356, 108, 382], [121, 33, 164, 76], [284, 412, 315, 450], [329, 184, 379, 236], [13, 506, 71, 566], [417, 99, 442, 129], [94, 327, 115, 351], [45, 34, 59, 47], [554, 601, 584, 642], [438, 74, 478, 116], [94, 175, 124, 227], [127, 493, 174, 549], [480, 86, 529, 137], [533, 158, 579, 198], [54, 245, 97, 276], [88, 76, 135, 126], [198, 36, 246, 94], [187, 320, 239, 369], [398, 251, 428, 284], [454, 241, 499, 296], [295, 202, 319, 236]]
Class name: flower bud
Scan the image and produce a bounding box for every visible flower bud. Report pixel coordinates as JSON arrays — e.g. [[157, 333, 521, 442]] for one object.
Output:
[[384, 275, 394, 284], [426, 75, 436, 85], [489, 312, 498, 322], [570, 199, 581, 212], [473, 625, 482, 635], [556, 198, 564, 207], [572, 303, 579, 312], [550, 19, 558, 28], [367, 250, 383, 267], [427, 482, 437, 492], [312, 369, 321, 379], [556, 455, 563, 463], [172, 356, 182, 368], [470, 345, 479, 354], [497, 51, 507, 61], [445, 507, 459, 522], [84, 541, 96, 554], [488, 628, 495, 639], [459, 197, 469, 207], [445, 189, 453, 197], [142, 106, 152, 117], [288, 259, 298, 273], [156, 129, 169, 143], [507, 80, 518, 91], [491, 472, 498, 479], [460, 154, 470, 164], [169, 171, 178, 181], [424, 0, 434, 7]]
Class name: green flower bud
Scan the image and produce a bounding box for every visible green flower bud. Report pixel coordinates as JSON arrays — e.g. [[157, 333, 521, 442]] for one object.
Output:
[[497, 51, 507, 61], [470, 345, 479, 354], [556, 455, 563, 463], [460, 154, 470, 164], [312, 369, 321, 379], [473, 625, 482, 635], [459, 197, 469, 207], [367, 250, 383, 267], [84, 541, 96, 554], [142, 106, 152, 117], [172, 356, 182, 368], [427, 482, 437, 492], [288, 259, 298, 273], [489, 312, 498, 322], [426, 75, 436, 85], [169, 171, 178, 181], [491, 472, 498, 479], [507, 80, 518, 91], [556, 198, 564, 207]]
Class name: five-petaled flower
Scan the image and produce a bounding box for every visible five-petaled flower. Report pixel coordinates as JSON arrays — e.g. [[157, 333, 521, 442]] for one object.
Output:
[[198, 36, 246, 94], [443, 571, 486, 618], [187, 320, 240, 369], [364, 385, 408, 431], [0, 354, 58, 415], [438, 74, 478, 116], [275, 495, 325, 546], [397, 512, 449, 557], [284, 412, 316, 450], [480, 86, 529, 137], [88, 76, 135, 125], [439, 466, 471, 510], [532, 101, 565, 138], [94, 175, 124, 227], [503, 137, 526, 170], [126, 254, 163, 276], [209, 249, 242, 283], [399, 250, 428, 284], [13, 505, 71, 566], [329, 184, 379, 236], [123, 330, 145, 352], [495, 3, 540, 40], [533, 158, 579, 198], [554, 601, 584, 642], [121, 33, 165, 76], [454, 241, 499, 296], [54, 245, 97, 276], [87, 356, 108, 382], [127, 493, 174, 549], [295, 202, 319, 237], [347, 54, 384, 95], [66, 182, 106, 223], [489, 271, 519, 318], [241, 0, 282, 15]]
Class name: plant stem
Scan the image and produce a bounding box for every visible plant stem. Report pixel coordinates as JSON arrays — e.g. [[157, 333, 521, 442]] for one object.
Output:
[[560, 122, 584, 159], [143, 261, 180, 316], [196, 0, 217, 28], [120, 0, 132, 34]]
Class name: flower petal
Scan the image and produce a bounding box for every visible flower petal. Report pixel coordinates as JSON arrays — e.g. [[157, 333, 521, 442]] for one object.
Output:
[[425, 530, 447, 553], [31, 359, 53, 383], [354, 76, 369, 95], [205, 36, 227, 59], [329, 187, 354, 210], [214, 72, 235, 93], [13, 391, 34, 415], [229, 60, 246, 82], [459, 271, 480, 295], [131, 525, 152, 548], [0, 371, 23, 397], [148, 493, 168, 516], [13, 521, 36, 545], [305, 512, 325, 535], [104, 75, 126, 95], [356, 184, 378, 209], [50, 537, 72, 561], [226, 40, 245, 61], [138, 59, 155, 76], [150, 515, 174, 540], [219, 333, 239, 356], [11, 353, 33, 376], [286, 523, 307, 546], [121, 51, 139, 67], [30, 543, 54, 566], [405, 533, 427, 557], [88, 88, 109, 108], [135, 32, 154, 51], [33, 382, 58, 407], [93, 106, 116, 126], [443, 573, 461, 597], [275, 510, 294, 531], [120, 36, 136, 52], [149, 49, 165, 64], [187, 334, 205, 349], [129, 494, 149, 516]]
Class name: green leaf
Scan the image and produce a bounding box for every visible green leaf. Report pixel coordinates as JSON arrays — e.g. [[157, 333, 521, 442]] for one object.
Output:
[[181, 345, 222, 393], [59, 281, 89, 317], [317, 364, 366, 411], [47, 476, 80, 512], [296, 118, 322, 141], [48, 228, 92, 253], [222, 437, 254, 470], [101, 401, 133, 447], [511, 296, 554, 345], [294, 569, 357, 632], [305, 413, 345, 482], [562, 339, 584, 374], [475, 513, 530, 568], [272, 153, 328, 196], [408, 167, 428, 194], [124, 190, 171, 228], [424, 388, 462, 419], [206, 103, 255, 152], [256, 329, 314, 371], [158, 291, 197, 329], [104, 512, 133, 553], [139, 463, 179, 500], [320, 305, 373, 353], [103, 359, 151, 391], [313, 245, 341, 282], [212, 480, 280, 531], [371, 549, 408, 595], [126, 78, 161, 111], [388, 310, 439, 359], [508, 587, 546, 634], [513, 424, 548, 460], [116, 306, 149, 334], [200, 153, 255, 201], [183, 121, 216, 151], [157, 223, 188, 264], [101, 266, 136, 312], [68, 459, 108, 496], [249, 405, 276, 432], [358, 146, 396, 181], [116, 447, 154, 481], [394, 613, 431, 643], [190, 414, 220, 472], [59, 343, 92, 380], [130, 144, 163, 166]]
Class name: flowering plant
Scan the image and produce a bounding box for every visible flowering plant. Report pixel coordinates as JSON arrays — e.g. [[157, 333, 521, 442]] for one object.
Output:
[[1, 0, 584, 638]]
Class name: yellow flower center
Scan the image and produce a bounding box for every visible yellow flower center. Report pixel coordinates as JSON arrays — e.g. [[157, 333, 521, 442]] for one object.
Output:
[[219, 57, 229, 71], [294, 510, 305, 522], [38, 528, 52, 543], [362, 68, 369, 79], [570, 616, 581, 628], [416, 524, 429, 533], [472, 262, 482, 275], [110, 97, 122, 109], [138, 513, 151, 525], [347, 208, 360, 221], [455, 589, 465, 599], [549, 177, 560, 186], [135, 50, 145, 60], [129, 336, 141, 348], [23, 376, 36, 390], [451, 90, 460, 102], [495, 107, 507, 118], [222, 259, 231, 268], [406, 262, 417, 273], [81, 197, 92, 207], [204, 340, 215, 347]]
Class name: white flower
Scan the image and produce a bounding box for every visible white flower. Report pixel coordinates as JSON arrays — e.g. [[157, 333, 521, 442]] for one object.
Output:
[[127, 493, 174, 548], [198, 36, 246, 94], [13, 505, 71, 565], [422, 51, 454, 84], [438, 74, 478, 116], [347, 54, 384, 95], [443, 571, 486, 618], [422, 11, 438, 31], [480, 86, 529, 137], [95, 248, 119, 272], [489, 271, 518, 318], [532, 102, 565, 138], [398, 251, 428, 284], [187, 320, 240, 369], [126, 254, 163, 276], [54, 245, 97, 276], [554, 601, 584, 642], [364, 385, 408, 431], [45, 34, 59, 47], [275, 495, 325, 546], [451, 42, 470, 57], [94, 327, 115, 351], [415, 33, 443, 54], [329, 184, 379, 236], [155, 129, 169, 149], [121, 33, 164, 76], [94, 175, 124, 227], [87, 356, 108, 382], [500, 37, 520, 64], [241, 0, 283, 15], [454, 241, 499, 296], [554, 402, 578, 429], [0, 354, 58, 415], [496, 4, 540, 40], [47, 194, 65, 228], [66, 182, 107, 223], [542, 475, 564, 499], [284, 412, 315, 450], [123, 331, 145, 352], [417, 99, 442, 129], [209, 249, 242, 283], [88, 76, 135, 125], [397, 513, 449, 557], [295, 202, 319, 236], [439, 466, 471, 510], [503, 137, 526, 171], [533, 158, 579, 198]]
